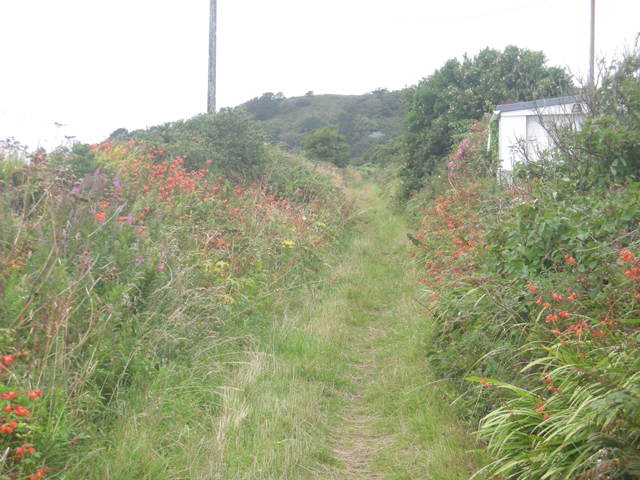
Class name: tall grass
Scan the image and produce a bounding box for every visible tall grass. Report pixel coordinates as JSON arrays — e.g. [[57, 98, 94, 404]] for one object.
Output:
[[0, 139, 349, 479]]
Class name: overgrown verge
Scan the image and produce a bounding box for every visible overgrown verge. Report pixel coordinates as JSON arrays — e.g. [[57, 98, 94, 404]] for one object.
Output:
[[0, 138, 350, 479], [402, 48, 640, 479]]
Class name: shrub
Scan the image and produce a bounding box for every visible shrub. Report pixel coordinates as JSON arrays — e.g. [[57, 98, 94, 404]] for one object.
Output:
[[300, 125, 351, 168]]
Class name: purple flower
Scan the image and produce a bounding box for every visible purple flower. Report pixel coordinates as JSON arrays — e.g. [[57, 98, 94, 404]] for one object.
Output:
[[72, 188, 79, 194], [113, 180, 121, 190], [157, 263, 164, 270], [135, 256, 144, 266]]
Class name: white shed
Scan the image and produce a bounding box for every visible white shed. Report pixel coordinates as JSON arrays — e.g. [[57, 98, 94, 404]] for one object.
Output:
[[493, 96, 585, 172]]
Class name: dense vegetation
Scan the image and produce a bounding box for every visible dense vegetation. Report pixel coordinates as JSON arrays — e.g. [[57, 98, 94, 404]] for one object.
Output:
[[107, 107, 267, 177], [300, 125, 351, 169], [400, 45, 574, 192], [239, 89, 402, 161], [0, 115, 350, 478], [396, 46, 640, 479], [5, 32, 640, 479]]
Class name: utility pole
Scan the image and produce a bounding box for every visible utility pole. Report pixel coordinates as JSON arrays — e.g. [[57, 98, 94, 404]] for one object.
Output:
[[208, 0, 217, 114], [589, 0, 595, 90]]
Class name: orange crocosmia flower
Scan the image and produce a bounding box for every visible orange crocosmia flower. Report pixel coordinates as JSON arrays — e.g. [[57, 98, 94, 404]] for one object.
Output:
[[0, 391, 17, 400], [0, 424, 13, 434], [620, 250, 634, 262], [526, 282, 538, 293], [1, 354, 16, 364], [13, 406, 29, 416], [27, 390, 43, 400], [0, 421, 18, 434], [14, 443, 35, 460]]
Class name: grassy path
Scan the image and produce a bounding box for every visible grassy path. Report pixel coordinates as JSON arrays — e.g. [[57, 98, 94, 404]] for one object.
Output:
[[214, 181, 482, 478]]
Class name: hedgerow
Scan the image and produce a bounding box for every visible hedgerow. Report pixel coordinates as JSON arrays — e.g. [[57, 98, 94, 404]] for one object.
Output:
[[404, 46, 640, 479]]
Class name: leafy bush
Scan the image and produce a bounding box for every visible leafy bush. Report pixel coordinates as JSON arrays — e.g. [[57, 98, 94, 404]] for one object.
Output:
[[127, 107, 268, 177], [550, 46, 640, 188], [362, 136, 404, 167], [300, 125, 351, 168]]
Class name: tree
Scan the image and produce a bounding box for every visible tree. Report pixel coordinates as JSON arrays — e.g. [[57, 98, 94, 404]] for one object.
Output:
[[362, 136, 403, 167], [549, 44, 640, 186], [108, 127, 130, 140], [49, 142, 103, 177], [305, 91, 314, 97], [300, 125, 351, 168], [244, 92, 280, 121], [401, 45, 574, 190]]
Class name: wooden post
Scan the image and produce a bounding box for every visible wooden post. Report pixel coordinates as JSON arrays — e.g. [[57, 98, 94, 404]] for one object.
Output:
[[590, 0, 595, 90], [208, 0, 217, 114]]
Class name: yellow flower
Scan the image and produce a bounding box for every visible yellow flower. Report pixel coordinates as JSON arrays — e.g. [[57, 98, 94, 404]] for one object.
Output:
[[281, 240, 295, 249]]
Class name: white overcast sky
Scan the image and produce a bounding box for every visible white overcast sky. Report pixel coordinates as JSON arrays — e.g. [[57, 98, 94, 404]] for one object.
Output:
[[1, 0, 639, 151]]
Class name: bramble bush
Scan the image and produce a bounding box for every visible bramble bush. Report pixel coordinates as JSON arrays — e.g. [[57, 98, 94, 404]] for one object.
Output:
[[0, 137, 349, 478]]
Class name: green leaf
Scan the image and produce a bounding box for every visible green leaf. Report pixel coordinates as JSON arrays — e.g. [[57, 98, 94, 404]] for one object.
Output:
[[465, 376, 533, 398]]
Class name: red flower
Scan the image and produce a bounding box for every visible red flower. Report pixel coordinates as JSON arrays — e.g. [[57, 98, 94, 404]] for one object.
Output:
[[30, 467, 53, 479], [0, 391, 17, 400], [620, 249, 634, 262], [27, 390, 43, 400], [0, 421, 18, 434], [14, 405, 29, 416], [1, 354, 16, 364], [14, 443, 35, 460]]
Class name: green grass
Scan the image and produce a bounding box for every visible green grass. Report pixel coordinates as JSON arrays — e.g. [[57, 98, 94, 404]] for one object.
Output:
[[72, 180, 484, 479]]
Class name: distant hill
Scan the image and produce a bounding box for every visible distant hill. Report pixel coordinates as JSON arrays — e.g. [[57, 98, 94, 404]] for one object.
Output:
[[239, 89, 402, 161]]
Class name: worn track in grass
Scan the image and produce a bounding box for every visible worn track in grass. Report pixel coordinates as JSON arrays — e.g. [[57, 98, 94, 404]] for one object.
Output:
[[207, 181, 484, 478]]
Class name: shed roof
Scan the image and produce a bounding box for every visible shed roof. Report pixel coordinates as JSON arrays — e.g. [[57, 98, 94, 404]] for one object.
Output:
[[496, 95, 585, 113]]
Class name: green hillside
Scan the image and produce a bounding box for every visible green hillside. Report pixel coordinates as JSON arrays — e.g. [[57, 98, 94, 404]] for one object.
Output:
[[239, 89, 402, 161]]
